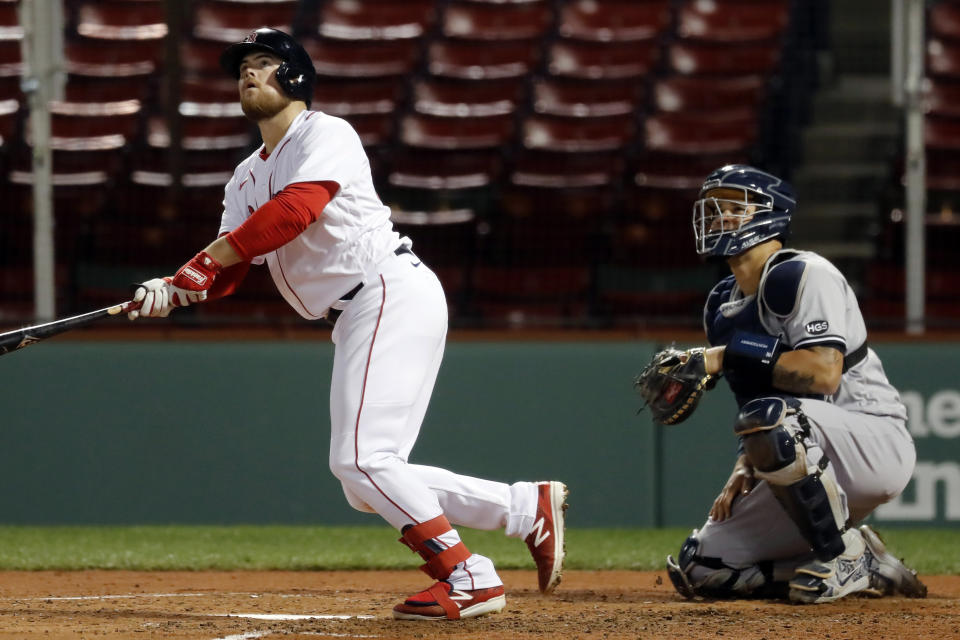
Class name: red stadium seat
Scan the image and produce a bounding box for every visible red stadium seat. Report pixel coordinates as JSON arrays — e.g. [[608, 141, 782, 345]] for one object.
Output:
[[65, 39, 161, 78], [925, 79, 960, 118], [520, 114, 637, 154], [676, 0, 790, 43], [471, 266, 592, 326], [314, 77, 406, 117], [930, 2, 960, 41], [667, 41, 781, 76], [928, 38, 960, 79], [427, 38, 540, 80], [509, 150, 624, 189], [318, 0, 437, 41], [0, 1, 23, 42], [411, 77, 525, 118], [0, 96, 17, 147], [398, 112, 514, 150], [303, 37, 421, 78], [925, 114, 960, 150], [192, 1, 297, 43], [546, 39, 660, 80], [644, 111, 757, 155], [441, 1, 552, 41], [531, 77, 644, 118], [147, 114, 253, 151], [652, 74, 765, 118], [557, 0, 672, 42], [74, 1, 167, 41]]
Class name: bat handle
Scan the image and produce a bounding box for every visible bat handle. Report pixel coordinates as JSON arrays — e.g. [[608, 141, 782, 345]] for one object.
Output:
[[107, 300, 143, 316]]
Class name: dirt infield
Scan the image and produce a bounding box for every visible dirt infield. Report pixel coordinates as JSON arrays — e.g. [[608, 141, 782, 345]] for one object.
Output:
[[0, 570, 956, 639]]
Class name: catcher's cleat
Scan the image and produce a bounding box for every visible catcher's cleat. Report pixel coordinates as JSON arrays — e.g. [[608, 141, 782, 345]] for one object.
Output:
[[392, 581, 505, 620], [525, 481, 568, 594], [788, 529, 871, 604], [859, 524, 927, 598]]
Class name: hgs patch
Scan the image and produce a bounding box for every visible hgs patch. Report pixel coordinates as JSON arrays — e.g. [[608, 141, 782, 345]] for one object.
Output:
[[805, 320, 829, 335]]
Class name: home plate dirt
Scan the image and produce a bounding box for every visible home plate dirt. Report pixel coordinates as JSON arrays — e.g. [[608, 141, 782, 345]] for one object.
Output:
[[0, 570, 957, 639]]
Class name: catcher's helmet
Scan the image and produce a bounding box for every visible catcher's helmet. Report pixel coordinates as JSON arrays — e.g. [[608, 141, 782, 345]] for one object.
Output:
[[692, 164, 796, 258], [220, 27, 315, 106]]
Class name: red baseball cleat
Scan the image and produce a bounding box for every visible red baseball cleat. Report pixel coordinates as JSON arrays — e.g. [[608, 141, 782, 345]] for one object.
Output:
[[392, 581, 506, 620], [525, 481, 568, 594]]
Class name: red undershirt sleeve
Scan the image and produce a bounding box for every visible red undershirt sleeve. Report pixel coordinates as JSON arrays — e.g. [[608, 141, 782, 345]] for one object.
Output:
[[223, 181, 338, 262]]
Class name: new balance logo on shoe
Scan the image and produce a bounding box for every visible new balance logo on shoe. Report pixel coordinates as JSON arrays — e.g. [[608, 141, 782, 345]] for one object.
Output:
[[529, 517, 551, 548]]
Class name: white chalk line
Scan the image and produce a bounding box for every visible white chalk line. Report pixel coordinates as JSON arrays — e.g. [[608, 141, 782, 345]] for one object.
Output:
[[216, 634, 378, 640], [0, 591, 321, 602], [216, 613, 376, 621]]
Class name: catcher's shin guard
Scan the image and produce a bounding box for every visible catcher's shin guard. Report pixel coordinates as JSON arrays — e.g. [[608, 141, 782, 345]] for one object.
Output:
[[399, 515, 471, 580], [735, 397, 846, 561]]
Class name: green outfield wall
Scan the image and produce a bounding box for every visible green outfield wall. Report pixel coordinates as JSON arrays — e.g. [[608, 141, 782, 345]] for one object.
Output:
[[0, 340, 957, 527]]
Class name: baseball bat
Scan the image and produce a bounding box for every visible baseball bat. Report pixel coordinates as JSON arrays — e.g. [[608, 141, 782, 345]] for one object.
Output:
[[0, 300, 140, 356]]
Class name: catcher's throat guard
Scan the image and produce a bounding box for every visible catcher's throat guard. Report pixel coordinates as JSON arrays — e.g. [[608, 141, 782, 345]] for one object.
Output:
[[634, 347, 719, 425]]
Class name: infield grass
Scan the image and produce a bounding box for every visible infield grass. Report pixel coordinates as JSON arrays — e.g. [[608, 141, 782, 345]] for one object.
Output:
[[0, 526, 957, 574]]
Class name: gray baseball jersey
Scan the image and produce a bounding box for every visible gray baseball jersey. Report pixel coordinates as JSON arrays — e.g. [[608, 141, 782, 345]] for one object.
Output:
[[693, 249, 915, 572]]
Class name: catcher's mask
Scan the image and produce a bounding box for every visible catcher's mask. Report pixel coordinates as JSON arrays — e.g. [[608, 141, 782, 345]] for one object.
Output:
[[692, 164, 796, 258], [220, 27, 316, 107]]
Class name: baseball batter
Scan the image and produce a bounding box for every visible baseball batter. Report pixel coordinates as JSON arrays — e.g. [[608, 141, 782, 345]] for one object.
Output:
[[662, 165, 925, 603], [128, 28, 567, 620]]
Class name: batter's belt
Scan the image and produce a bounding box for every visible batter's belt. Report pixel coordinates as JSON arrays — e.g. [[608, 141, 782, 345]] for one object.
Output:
[[324, 245, 413, 327]]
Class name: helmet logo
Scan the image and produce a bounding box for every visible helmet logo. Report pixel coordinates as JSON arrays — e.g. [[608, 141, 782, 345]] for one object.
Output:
[[244, 30, 258, 43]]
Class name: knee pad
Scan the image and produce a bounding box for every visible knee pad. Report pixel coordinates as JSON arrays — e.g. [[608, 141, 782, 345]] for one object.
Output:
[[734, 397, 846, 561], [666, 530, 770, 599]]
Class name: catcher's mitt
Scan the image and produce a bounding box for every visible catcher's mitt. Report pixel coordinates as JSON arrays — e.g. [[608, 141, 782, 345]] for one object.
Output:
[[634, 347, 719, 425]]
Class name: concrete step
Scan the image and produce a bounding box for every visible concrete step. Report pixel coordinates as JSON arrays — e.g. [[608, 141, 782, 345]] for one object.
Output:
[[801, 123, 900, 164], [791, 163, 893, 202], [791, 202, 883, 242], [811, 76, 900, 123]]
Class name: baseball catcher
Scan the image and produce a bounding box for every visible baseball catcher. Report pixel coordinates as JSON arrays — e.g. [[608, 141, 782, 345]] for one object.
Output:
[[655, 164, 926, 605], [634, 347, 718, 425]]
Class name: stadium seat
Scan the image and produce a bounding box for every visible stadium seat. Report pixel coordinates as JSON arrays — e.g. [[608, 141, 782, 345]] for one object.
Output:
[[314, 77, 405, 118], [667, 41, 781, 76], [427, 38, 540, 80], [411, 77, 525, 118], [928, 38, 960, 79], [470, 265, 593, 326], [557, 0, 672, 42], [930, 2, 960, 41], [192, 1, 297, 43], [644, 111, 757, 155], [546, 39, 660, 80], [509, 149, 624, 190], [925, 114, 960, 150], [147, 114, 253, 152], [179, 76, 243, 116], [399, 112, 514, 150], [318, 0, 437, 41], [531, 76, 644, 118], [74, 1, 168, 41], [440, 1, 552, 41], [925, 78, 960, 118], [65, 39, 161, 78], [0, 96, 17, 147], [520, 113, 637, 154], [303, 37, 421, 78], [652, 74, 765, 117], [676, 0, 790, 43], [0, 0, 23, 42]]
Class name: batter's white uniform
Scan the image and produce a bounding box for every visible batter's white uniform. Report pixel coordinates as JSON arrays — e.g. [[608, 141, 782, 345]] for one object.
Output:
[[692, 249, 915, 579], [219, 110, 538, 583]]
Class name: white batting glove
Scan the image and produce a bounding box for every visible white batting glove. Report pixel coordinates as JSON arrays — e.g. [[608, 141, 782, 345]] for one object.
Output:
[[128, 277, 206, 320]]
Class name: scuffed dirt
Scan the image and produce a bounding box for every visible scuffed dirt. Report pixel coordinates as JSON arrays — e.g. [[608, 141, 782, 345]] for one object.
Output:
[[0, 570, 957, 639]]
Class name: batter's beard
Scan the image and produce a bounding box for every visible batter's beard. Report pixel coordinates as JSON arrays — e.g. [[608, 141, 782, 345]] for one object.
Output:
[[240, 90, 290, 121]]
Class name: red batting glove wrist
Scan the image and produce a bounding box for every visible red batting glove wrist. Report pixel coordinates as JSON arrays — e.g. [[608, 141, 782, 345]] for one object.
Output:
[[172, 251, 222, 292]]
